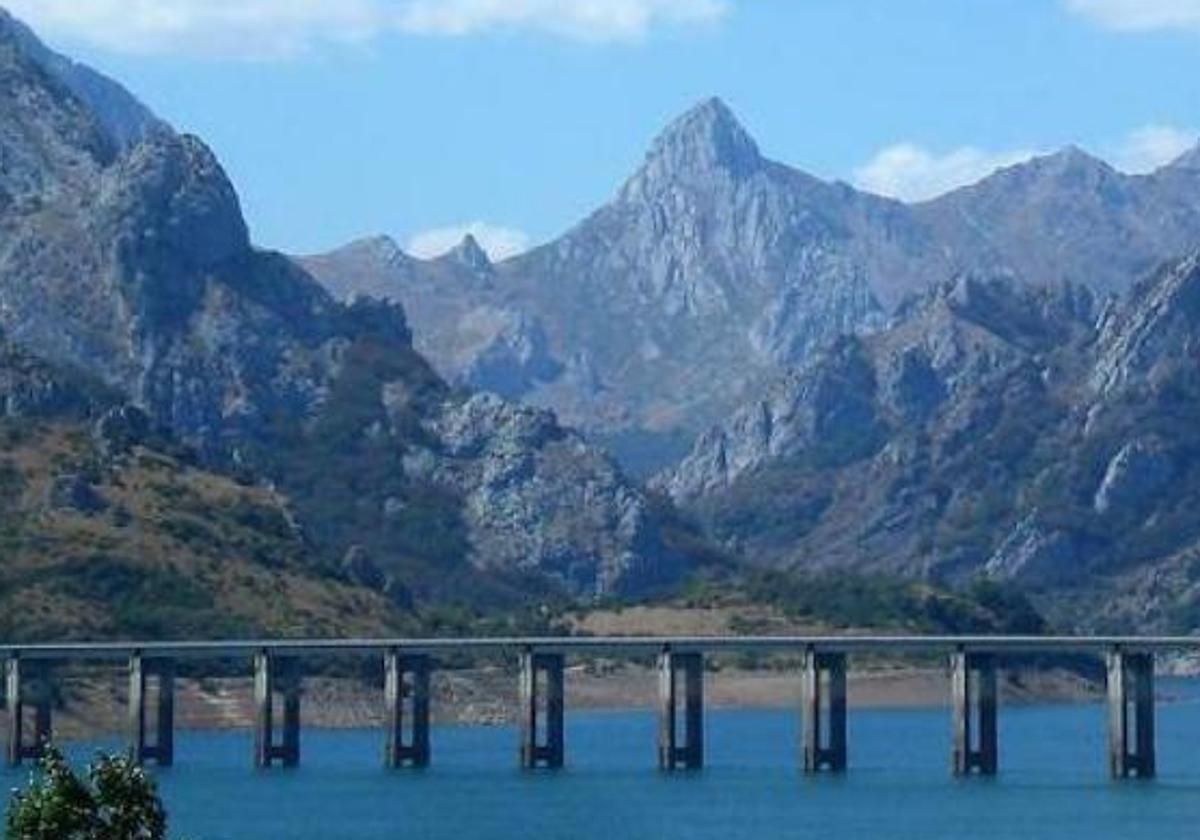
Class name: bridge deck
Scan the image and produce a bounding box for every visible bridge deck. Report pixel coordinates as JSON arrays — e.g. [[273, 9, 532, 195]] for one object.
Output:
[[2, 635, 1198, 660]]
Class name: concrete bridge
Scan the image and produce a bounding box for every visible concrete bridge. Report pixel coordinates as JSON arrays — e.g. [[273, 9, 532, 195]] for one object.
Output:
[[1, 635, 1189, 778]]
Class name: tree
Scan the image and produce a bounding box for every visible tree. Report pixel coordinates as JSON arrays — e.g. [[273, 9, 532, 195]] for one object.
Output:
[[6, 747, 168, 840]]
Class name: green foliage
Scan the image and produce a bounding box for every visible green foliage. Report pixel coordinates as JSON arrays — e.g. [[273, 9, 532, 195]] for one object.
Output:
[[261, 334, 480, 601], [689, 570, 1050, 635], [6, 554, 254, 640], [6, 748, 167, 840]]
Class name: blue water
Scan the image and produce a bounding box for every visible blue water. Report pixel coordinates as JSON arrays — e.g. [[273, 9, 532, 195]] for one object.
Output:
[[10, 682, 1200, 839]]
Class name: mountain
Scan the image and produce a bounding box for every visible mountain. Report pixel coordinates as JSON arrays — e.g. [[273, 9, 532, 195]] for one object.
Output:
[[0, 334, 412, 641], [0, 8, 165, 149], [656, 252, 1200, 632], [915, 146, 1200, 297], [303, 100, 1200, 476], [303, 98, 947, 473], [0, 10, 692, 609]]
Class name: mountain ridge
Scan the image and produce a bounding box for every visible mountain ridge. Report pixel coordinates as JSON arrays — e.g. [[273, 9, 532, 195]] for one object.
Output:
[[303, 97, 1200, 473]]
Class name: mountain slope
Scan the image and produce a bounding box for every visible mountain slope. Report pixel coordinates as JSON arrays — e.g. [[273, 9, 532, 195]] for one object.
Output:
[[658, 253, 1200, 632], [0, 10, 691, 604], [0, 336, 409, 642], [303, 100, 1200, 475]]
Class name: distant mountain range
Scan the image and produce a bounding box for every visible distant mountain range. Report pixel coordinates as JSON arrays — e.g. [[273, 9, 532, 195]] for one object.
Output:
[[301, 98, 1200, 476]]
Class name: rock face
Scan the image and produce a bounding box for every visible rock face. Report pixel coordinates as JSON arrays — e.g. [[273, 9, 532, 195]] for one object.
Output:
[[0, 8, 165, 150], [303, 99, 1200, 475], [1092, 439, 1174, 515], [658, 254, 1200, 631], [0, 11, 689, 601]]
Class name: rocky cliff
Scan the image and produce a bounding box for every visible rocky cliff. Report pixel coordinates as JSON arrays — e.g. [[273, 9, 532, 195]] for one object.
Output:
[[0, 10, 690, 604]]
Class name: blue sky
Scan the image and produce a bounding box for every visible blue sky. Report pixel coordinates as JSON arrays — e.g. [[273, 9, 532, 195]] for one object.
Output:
[[10, 0, 1200, 257]]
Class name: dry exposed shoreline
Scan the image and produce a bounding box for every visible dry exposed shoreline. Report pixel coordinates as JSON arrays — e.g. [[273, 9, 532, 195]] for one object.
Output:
[[44, 663, 1100, 742]]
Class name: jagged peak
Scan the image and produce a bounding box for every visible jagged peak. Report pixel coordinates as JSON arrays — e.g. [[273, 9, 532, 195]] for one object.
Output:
[[445, 233, 493, 272], [637, 96, 762, 181], [1026, 145, 1113, 178]]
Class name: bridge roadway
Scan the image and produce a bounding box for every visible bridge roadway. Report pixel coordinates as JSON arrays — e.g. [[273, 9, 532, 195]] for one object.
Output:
[[2, 635, 1193, 777]]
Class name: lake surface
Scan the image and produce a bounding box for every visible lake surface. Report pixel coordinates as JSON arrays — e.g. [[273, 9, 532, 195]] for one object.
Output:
[[8, 681, 1200, 839]]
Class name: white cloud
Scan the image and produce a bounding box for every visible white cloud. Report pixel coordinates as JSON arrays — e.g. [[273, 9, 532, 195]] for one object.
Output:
[[4, 0, 728, 59], [852, 144, 1037, 202], [853, 123, 1199, 201], [1106, 124, 1197, 173], [405, 222, 532, 261], [1065, 0, 1200, 34], [396, 0, 727, 40]]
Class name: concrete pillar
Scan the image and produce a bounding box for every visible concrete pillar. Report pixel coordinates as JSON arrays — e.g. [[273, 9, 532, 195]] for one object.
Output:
[[130, 654, 175, 766], [384, 651, 431, 768], [658, 649, 703, 771], [951, 650, 998, 776], [518, 650, 564, 769], [801, 648, 847, 773], [1107, 648, 1155, 779], [253, 650, 273, 769], [254, 650, 301, 769], [129, 653, 146, 764], [6, 656, 50, 767], [280, 658, 301, 769], [157, 660, 176, 767], [6, 655, 22, 768]]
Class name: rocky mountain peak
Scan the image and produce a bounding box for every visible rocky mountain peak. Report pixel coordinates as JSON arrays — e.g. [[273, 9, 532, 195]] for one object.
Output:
[[634, 96, 762, 185], [354, 234, 407, 265], [0, 6, 164, 150], [1028, 145, 1114, 183], [104, 131, 250, 272], [446, 233, 493, 273]]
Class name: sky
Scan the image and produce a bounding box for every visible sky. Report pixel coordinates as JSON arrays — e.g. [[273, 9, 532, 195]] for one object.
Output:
[[7, 0, 1200, 258]]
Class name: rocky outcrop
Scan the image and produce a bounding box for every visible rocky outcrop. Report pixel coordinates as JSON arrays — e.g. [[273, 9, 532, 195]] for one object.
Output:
[[1093, 439, 1174, 516], [422, 393, 683, 594], [984, 513, 1079, 585]]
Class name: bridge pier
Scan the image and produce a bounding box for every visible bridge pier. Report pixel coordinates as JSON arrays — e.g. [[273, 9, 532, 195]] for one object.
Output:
[[128, 653, 175, 767], [6, 655, 51, 767], [951, 650, 997, 776], [1107, 648, 1155, 779], [254, 650, 300, 768], [518, 650, 564, 769], [658, 649, 703, 771], [801, 648, 847, 773], [384, 650, 431, 768]]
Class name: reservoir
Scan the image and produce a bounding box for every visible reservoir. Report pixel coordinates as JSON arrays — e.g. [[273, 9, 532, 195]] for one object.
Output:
[[8, 679, 1200, 839]]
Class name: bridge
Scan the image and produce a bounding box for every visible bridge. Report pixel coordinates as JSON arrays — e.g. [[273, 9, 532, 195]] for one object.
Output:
[[2, 635, 1192, 779]]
